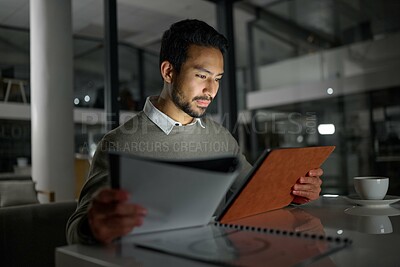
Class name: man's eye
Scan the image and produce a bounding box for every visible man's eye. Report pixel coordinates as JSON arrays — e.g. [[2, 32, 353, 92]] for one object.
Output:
[[196, 74, 206, 79], [215, 78, 222, 82]]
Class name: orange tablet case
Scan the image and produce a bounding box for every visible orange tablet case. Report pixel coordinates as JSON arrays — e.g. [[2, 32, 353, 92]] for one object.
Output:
[[218, 146, 335, 223]]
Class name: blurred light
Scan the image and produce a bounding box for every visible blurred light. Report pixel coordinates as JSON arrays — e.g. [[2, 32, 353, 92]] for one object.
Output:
[[318, 124, 335, 135], [296, 135, 304, 143], [327, 88, 334, 95], [74, 98, 80, 105], [337, 230, 343, 235], [84, 95, 91, 102], [323, 194, 339, 198]]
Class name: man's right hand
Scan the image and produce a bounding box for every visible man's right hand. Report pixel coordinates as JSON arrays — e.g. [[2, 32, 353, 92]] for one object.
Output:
[[88, 188, 147, 244]]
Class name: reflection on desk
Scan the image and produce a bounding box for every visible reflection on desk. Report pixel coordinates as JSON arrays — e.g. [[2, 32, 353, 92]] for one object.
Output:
[[228, 206, 326, 236], [56, 196, 400, 267], [124, 224, 346, 267], [344, 205, 400, 216], [343, 195, 400, 207], [302, 196, 400, 267], [344, 201, 400, 237]]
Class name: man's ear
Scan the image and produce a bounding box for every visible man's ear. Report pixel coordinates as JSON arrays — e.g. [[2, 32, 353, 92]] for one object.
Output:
[[160, 61, 175, 84]]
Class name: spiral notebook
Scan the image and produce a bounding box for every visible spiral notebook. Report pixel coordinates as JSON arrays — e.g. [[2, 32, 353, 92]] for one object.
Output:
[[122, 223, 351, 267]]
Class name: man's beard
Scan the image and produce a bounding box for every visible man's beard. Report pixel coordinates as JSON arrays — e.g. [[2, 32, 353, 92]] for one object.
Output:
[[171, 85, 212, 118]]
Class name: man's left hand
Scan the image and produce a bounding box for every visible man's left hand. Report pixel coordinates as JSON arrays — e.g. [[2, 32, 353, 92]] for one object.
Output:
[[292, 168, 323, 204]]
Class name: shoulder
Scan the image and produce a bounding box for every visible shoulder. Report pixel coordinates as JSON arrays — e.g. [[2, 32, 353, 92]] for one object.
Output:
[[102, 112, 148, 141]]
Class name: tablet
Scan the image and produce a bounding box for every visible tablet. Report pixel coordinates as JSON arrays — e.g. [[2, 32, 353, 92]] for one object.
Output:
[[109, 152, 240, 235], [216, 146, 335, 223]]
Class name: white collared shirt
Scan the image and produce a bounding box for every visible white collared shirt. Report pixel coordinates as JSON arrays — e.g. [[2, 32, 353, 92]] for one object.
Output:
[[143, 96, 205, 135]]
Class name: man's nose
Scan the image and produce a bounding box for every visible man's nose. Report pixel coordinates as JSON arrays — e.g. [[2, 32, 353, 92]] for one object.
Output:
[[203, 80, 218, 98]]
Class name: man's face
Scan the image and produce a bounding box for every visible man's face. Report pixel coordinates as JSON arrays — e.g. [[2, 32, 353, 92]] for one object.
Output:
[[171, 45, 224, 118]]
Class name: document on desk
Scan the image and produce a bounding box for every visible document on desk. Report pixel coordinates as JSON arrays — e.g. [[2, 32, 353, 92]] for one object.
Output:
[[122, 223, 350, 267]]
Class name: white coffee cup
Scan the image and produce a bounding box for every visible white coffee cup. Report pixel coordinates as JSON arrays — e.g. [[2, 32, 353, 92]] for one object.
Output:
[[354, 177, 389, 200]]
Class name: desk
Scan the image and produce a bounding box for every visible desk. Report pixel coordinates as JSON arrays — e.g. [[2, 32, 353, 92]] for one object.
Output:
[[56, 196, 400, 267]]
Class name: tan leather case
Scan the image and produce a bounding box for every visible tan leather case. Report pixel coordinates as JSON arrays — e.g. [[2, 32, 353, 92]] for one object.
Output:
[[220, 146, 335, 223]]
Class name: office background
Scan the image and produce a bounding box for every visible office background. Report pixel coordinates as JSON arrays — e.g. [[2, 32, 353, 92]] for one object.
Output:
[[0, 0, 399, 198]]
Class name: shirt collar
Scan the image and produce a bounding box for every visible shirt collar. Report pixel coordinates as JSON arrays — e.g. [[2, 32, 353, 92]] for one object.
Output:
[[143, 96, 205, 135]]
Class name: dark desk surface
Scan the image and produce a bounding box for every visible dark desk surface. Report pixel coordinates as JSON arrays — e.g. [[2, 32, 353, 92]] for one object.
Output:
[[56, 196, 400, 267]]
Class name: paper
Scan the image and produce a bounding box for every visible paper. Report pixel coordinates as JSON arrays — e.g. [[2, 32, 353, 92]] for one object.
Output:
[[111, 153, 240, 235]]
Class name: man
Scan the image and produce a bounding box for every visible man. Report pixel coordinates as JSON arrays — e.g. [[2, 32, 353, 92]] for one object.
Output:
[[67, 19, 323, 245]]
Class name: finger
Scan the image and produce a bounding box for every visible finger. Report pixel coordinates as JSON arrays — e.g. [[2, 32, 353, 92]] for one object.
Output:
[[89, 200, 123, 217], [307, 168, 323, 177], [90, 203, 147, 224], [111, 203, 147, 217], [293, 184, 316, 192], [90, 202, 146, 221], [292, 196, 310, 205], [293, 182, 321, 193], [100, 213, 145, 239], [102, 212, 145, 230], [292, 189, 320, 200], [91, 221, 134, 245], [93, 188, 130, 203], [90, 189, 131, 216], [299, 176, 322, 186], [89, 207, 146, 244]]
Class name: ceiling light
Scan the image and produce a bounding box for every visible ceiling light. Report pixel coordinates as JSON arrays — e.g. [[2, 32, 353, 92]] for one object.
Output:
[[327, 88, 333, 95], [318, 124, 335, 135]]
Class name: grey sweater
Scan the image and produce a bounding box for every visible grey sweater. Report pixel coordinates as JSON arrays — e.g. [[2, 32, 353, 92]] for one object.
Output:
[[66, 111, 252, 244]]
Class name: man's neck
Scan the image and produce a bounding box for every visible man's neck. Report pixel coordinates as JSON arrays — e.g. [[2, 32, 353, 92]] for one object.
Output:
[[154, 94, 194, 125]]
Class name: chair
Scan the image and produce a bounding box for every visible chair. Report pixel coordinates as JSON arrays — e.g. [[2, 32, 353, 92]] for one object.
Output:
[[0, 179, 55, 207], [1, 77, 28, 104], [0, 201, 77, 266]]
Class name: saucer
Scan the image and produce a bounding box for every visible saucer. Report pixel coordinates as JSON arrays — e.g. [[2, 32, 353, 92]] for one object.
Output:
[[344, 206, 400, 216], [342, 195, 400, 207]]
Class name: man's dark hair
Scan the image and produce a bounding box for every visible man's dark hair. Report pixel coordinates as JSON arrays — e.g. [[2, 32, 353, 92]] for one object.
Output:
[[159, 19, 228, 73]]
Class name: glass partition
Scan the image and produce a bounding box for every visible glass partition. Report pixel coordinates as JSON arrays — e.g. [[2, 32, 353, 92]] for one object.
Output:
[[0, 25, 161, 171], [244, 0, 400, 194]]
